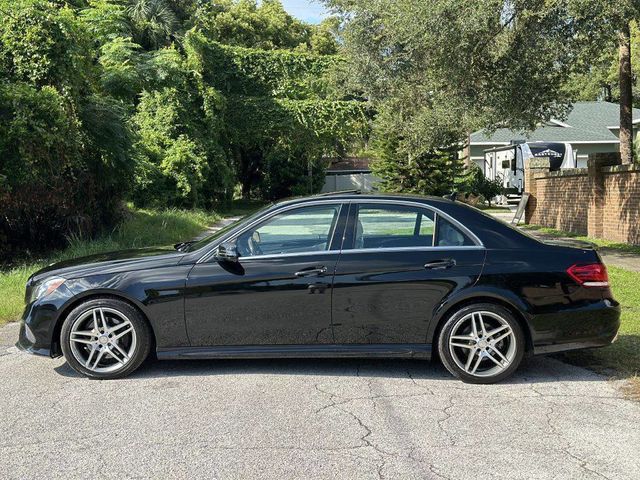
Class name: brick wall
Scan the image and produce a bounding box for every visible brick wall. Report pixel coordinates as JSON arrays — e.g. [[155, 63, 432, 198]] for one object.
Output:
[[601, 166, 640, 244], [525, 154, 640, 245], [530, 171, 590, 234]]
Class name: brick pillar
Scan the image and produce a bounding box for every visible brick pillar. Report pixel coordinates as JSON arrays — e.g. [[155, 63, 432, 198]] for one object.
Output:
[[587, 153, 620, 238], [524, 157, 550, 224]]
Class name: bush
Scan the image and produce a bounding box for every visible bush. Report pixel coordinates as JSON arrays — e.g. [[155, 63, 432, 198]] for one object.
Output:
[[0, 1, 132, 261], [458, 165, 504, 206]]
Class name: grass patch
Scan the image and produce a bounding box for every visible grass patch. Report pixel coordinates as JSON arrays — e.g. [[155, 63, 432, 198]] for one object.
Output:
[[474, 205, 512, 213], [561, 266, 640, 396], [522, 224, 640, 255], [0, 206, 221, 326]]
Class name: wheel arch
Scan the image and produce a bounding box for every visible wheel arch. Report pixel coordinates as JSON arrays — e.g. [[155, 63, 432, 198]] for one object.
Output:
[[50, 290, 157, 357], [427, 290, 534, 358]]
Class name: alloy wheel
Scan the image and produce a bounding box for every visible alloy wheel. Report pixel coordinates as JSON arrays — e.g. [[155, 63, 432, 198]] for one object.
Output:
[[68, 307, 137, 374], [448, 311, 517, 378]]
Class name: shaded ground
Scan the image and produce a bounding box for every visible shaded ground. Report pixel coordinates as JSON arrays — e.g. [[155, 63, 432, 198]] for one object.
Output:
[[1, 322, 639, 480]]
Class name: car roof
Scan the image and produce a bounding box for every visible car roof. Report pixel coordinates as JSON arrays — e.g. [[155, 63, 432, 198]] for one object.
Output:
[[274, 192, 453, 208]]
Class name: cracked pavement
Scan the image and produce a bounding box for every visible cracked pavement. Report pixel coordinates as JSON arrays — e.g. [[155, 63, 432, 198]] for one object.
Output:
[[1, 321, 639, 479]]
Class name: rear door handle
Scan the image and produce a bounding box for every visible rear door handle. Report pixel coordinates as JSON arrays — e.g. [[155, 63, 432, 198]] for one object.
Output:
[[424, 259, 456, 270], [295, 266, 328, 277]]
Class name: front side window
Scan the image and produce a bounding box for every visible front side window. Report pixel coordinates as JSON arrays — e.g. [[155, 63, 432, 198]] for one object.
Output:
[[236, 204, 341, 257], [353, 204, 436, 249]]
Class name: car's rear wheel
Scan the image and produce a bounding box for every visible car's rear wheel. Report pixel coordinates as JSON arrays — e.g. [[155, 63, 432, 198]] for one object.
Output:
[[438, 303, 525, 384], [60, 298, 151, 379]]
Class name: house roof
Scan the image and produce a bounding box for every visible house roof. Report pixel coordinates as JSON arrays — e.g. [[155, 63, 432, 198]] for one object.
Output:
[[471, 101, 640, 145]]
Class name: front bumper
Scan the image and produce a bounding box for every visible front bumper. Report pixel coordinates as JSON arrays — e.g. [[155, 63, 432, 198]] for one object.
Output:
[[15, 321, 52, 356], [15, 292, 69, 358], [531, 299, 621, 355]]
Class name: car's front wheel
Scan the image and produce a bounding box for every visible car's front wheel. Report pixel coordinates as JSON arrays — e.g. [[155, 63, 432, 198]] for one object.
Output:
[[60, 298, 152, 379], [438, 303, 525, 384]]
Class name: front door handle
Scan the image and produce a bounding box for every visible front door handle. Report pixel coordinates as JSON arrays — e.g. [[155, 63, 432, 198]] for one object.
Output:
[[295, 266, 328, 277], [424, 259, 456, 270]]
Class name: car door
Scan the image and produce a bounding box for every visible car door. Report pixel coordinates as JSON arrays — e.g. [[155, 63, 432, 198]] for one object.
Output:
[[184, 202, 347, 346], [331, 201, 486, 345]]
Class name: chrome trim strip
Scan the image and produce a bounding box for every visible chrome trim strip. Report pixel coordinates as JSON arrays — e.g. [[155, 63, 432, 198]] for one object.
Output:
[[237, 250, 342, 261], [341, 246, 485, 255]]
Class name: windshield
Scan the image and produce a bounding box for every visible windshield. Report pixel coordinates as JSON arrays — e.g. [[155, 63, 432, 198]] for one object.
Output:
[[184, 204, 273, 252]]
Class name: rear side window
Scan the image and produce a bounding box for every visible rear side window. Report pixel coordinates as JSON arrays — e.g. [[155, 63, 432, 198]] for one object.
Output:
[[353, 204, 435, 249], [436, 217, 475, 247]]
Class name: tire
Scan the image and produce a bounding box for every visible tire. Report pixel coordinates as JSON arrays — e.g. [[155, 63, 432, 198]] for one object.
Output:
[[438, 303, 525, 384], [60, 297, 152, 379]]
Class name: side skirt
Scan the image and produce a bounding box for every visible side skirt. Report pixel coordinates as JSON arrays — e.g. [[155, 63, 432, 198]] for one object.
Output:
[[156, 343, 432, 360]]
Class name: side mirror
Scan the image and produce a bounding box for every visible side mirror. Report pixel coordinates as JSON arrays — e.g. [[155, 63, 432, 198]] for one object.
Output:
[[214, 242, 239, 263]]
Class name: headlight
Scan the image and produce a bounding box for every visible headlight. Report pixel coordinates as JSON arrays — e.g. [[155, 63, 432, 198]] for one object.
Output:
[[28, 277, 65, 304]]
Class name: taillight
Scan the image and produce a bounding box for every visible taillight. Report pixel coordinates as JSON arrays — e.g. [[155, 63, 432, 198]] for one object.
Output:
[[566, 263, 609, 287]]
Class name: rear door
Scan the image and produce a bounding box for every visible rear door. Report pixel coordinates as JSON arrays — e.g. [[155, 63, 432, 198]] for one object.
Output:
[[331, 201, 486, 345]]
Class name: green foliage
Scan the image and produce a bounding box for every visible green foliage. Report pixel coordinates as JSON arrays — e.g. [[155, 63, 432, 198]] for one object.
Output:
[[0, 205, 221, 324], [457, 165, 504, 206], [193, 0, 337, 53], [185, 32, 342, 99], [98, 36, 145, 100], [367, 106, 462, 196], [0, 1, 133, 259], [182, 31, 368, 199], [82, 0, 184, 50], [328, 0, 640, 194], [562, 21, 640, 104], [0, 0, 364, 259], [0, 0, 92, 88], [224, 95, 369, 199]]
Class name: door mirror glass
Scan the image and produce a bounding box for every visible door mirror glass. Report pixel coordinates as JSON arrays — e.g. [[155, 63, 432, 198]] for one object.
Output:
[[215, 242, 239, 262]]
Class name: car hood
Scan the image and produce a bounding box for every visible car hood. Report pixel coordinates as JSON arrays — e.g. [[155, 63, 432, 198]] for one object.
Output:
[[30, 247, 186, 284]]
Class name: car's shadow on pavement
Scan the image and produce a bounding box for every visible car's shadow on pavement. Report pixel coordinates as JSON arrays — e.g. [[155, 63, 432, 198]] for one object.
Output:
[[53, 354, 607, 385]]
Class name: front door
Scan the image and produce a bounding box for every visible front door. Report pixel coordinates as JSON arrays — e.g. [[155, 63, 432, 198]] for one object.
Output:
[[184, 203, 346, 346], [331, 202, 485, 345]]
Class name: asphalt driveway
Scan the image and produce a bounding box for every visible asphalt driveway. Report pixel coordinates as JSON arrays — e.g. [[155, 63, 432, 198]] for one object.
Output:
[[1, 321, 639, 480]]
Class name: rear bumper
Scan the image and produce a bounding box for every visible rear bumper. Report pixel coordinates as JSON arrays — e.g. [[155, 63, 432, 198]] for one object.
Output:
[[531, 299, 620, 355]]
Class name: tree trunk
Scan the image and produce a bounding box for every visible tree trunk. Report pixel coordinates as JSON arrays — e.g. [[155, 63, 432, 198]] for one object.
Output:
[[619, 22, 633, 165], [463, 132, 473, 168]]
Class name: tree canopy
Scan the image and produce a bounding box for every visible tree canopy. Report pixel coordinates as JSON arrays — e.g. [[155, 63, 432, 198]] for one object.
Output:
[[328, 0, 640, 188], [0, 0, 365, 259]]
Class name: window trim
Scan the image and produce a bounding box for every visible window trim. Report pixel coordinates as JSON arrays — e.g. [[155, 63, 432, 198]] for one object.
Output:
[[344, 199, 483, 252], [197, 198, 484, 263], [197, 200, 345, 263]]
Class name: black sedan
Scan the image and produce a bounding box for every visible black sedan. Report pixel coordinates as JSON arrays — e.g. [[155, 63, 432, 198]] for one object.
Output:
[[17, 193, 620, 383]]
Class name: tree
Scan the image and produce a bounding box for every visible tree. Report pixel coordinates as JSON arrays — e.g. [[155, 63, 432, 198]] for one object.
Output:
[[327, 0, 585, 193], [193, 0, 339, 54], [620, 22, 634, 164], [567, 1, 640, 164], [0, 0, 133, 258]]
